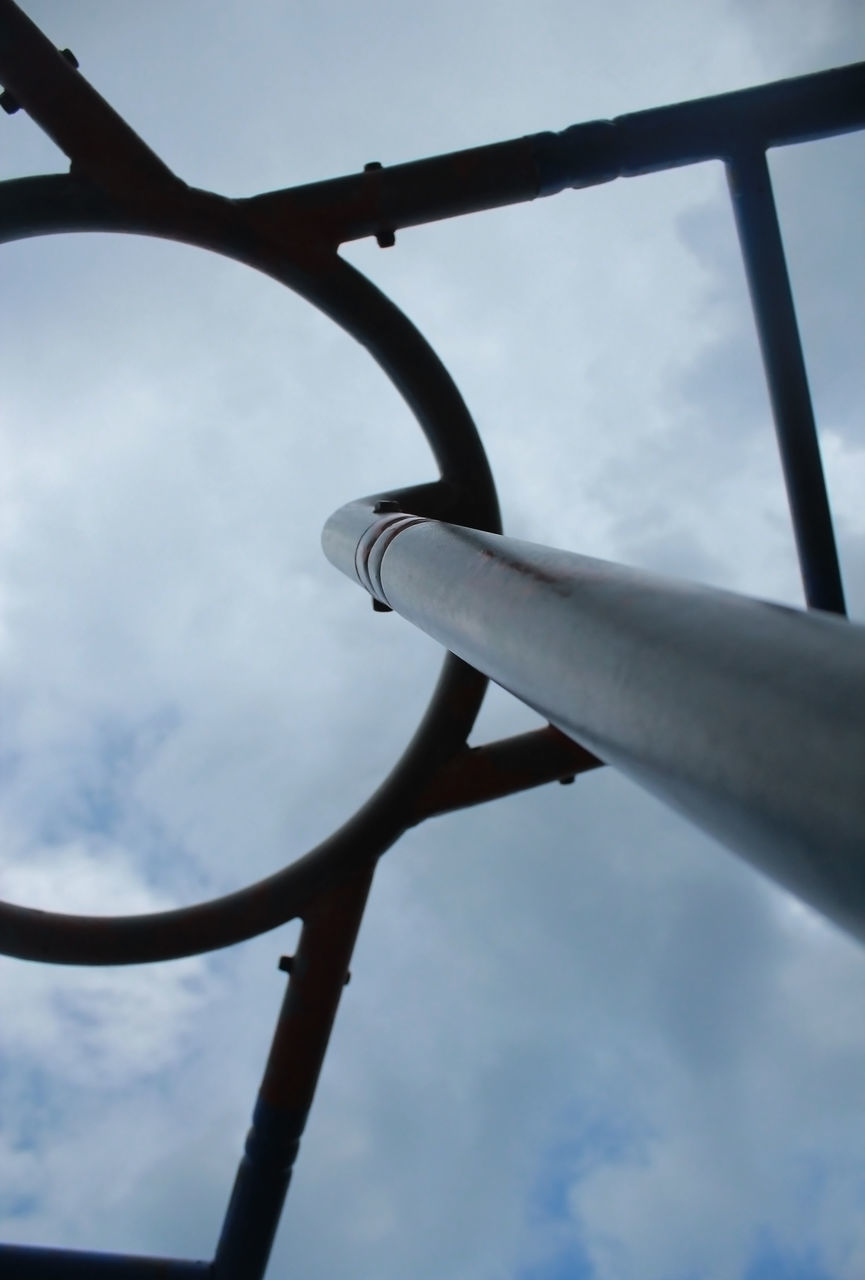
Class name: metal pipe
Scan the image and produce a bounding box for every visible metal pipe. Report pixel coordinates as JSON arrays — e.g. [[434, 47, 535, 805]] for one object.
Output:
[[0, 0, 181, 197], [247, 60, 865, 245], [0, 1244, 209, 1278], [410, 726, 602, 824], [727, 148, 846, 614], [0, 172, 499, 967], [324, 503, 865, 942], [212, 866, 374, 1280]]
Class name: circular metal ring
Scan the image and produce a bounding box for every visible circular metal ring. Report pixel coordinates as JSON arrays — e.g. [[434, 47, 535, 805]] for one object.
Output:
[[0, 173, 501, 964]]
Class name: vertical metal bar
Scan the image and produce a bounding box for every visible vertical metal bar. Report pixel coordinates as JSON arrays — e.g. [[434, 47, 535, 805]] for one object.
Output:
[[726, 147, 846, 615], [212, 864, 374, 1280]]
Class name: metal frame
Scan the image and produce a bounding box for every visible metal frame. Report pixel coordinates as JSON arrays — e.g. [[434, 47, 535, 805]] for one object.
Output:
[[0, 1, 863, 1273]]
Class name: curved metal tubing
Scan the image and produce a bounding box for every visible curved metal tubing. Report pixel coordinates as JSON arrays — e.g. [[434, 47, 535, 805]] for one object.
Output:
[[0, 173, 499, 964]]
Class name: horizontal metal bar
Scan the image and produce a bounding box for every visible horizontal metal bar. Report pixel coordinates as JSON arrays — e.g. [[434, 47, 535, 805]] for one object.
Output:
[[597, 58, 865, 179], [324, 502, 865, 942], [410, 726, 603, 823], [727, 147, 846, 614], [248, 61, 865, 244], [0, 1244, 209, 1278]]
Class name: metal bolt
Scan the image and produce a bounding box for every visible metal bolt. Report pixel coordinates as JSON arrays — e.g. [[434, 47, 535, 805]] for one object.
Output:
[[2, 49, 78, 116], [362, 163, 396, 247], [559, 775, 576, 785], [343, 970, 351, 986], [278, 954, 294, 974]]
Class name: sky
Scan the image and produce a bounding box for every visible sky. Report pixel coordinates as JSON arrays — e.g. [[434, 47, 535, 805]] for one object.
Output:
[[0, 2, 864, 1278]]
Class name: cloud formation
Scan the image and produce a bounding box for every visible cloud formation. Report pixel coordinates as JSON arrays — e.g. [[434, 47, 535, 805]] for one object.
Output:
[[1, 1, 864, 1278]]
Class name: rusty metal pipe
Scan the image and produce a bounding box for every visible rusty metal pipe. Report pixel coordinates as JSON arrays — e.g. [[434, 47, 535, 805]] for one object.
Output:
[[0, 0, 181, 196], [212, 866, 374, 1280], [248, 60, 865, 245], [411, 726, 602, 823]]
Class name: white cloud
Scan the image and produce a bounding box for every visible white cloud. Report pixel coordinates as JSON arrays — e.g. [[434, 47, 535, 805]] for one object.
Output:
[[1, 2, 864, 1278]]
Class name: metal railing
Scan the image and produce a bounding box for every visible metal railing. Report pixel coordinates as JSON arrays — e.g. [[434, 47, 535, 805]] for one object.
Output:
[[0, 0, 863, 1274]]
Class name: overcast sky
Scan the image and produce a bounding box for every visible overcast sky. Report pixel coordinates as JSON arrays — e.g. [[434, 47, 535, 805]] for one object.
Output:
[[1, 2, 864, 1279]]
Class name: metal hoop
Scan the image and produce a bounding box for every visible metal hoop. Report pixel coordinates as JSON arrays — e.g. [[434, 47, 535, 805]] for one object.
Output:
[[0, 173, 501, 965]]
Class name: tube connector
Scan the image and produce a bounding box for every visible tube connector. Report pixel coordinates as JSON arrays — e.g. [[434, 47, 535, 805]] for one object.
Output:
[[322, 500, 425, 609]]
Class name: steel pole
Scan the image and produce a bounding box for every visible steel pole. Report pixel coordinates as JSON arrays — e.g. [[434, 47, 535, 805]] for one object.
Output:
[[324, 502, 865, 941]]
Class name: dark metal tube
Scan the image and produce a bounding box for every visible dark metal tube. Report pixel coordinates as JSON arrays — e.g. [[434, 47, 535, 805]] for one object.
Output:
[[0, 1244, 209, 1278], [324, 504, 865, 942], [410, 726, 602, 823], [610, 59, 865, 178], [0, 0, 180, 196], [727, 149, 846, 614], [247, 61, 865, 244], [212, 867, 374, 1280]]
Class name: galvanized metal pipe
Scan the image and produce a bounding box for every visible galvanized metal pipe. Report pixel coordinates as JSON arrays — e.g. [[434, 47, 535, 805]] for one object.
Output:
[[324, 503, 865, 941]]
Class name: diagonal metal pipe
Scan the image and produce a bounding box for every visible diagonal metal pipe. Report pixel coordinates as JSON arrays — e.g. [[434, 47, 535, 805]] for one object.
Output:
[[727, 147, 846, 616], [212, 866, 374, 1280], [324, 502, 865, 942], [0, 0, 182, 196]]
